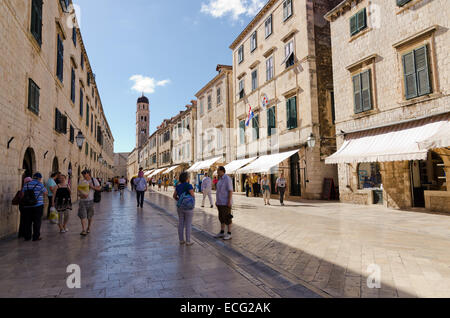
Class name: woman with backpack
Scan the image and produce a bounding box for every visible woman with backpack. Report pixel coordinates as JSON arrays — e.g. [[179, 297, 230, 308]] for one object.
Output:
[[55, 174, 72, 233], [173, 172, 195, 246], [21, 173, 48, 242]]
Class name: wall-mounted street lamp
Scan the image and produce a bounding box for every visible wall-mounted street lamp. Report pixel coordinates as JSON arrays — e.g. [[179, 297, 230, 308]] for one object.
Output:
[[98, 154, 104, 164], [76, 131, 85, 149], [307, 133, 316, 149]]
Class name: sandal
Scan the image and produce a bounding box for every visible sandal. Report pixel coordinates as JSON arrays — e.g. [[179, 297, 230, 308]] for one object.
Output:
[[80, 231, 87, 236]]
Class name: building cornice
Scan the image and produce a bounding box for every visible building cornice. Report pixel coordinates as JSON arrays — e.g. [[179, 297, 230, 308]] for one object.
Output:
[[195, 66, 232, 98], [229, 0, 278, 50], [324, 0, 364, 22]]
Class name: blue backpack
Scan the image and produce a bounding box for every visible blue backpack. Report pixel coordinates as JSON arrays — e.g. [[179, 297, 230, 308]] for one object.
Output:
[[177, 184, 195, 210]]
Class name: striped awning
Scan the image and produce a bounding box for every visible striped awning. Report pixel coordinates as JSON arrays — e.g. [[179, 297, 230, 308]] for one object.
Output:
[[326, 115, 449, 164], [163, 165, 180, 174]]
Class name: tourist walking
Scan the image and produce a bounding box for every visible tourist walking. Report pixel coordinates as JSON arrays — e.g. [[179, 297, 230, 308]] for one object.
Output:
[[130, 176, 136, 191], [201, 173, 214, 208], [77, 170, 101, 236], [261, 175, 271, 206], [214, 166, 233, 241], [244, 176, 251, 197], [173, 172, 195, 246], [152, 177, 156, 188], [119, 176, 126, 197], [13, 177, 33, 239], [134, 171, 147, 208], [45, 172, 58, 219], [21, 173, 47, 242], [55, 174, 72, 233], [275, 172, 287, 206], [157, 178, 162, 191], [163, 177, 169, 192]]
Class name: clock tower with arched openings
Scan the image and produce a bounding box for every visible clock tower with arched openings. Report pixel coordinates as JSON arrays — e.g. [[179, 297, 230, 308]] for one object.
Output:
[[136, 94, 150, 149]]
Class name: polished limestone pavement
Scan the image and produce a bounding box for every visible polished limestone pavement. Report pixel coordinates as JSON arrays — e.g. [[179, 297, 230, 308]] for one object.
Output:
[[149, 186, 450, 298], [0, 190, 318, 298]]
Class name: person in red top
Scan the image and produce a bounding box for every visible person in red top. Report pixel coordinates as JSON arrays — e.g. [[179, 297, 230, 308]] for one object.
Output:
[[212, 176, 218, 190]]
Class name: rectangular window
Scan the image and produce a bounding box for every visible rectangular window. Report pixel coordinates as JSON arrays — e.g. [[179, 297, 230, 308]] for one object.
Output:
[[266, 56, 274, 81], [69, 125, 75, 143], [267, 107, 276, 136], [85, 142, 89, 156], [200, 99, 204, 115], [252, 70, 258, 91], [238, 45, 244, 64], [28, 78, 40, 115], [217, 87, 221, 105], [91, 113, 93, 133], [59, 0, 70, 11], [56, 34, 64, 82], [250, 32, 257, 52], [283, 0, 293, 21], [71, 68, 76, 103], [284, 41, 295, 68], [397, 0, 412, 6], [217, 129, 223, 149], [86, 103, 89, 127], [72, 27, 77, 47], [87, 72, 91, 86], [402, 45, 431, 100], [79, 89, 84, 116], [54, 108, 67, 134], [239, 80, 245, 99], [265, 15, 272, 38], [353, 70, 373, 114], [350, 8, 367, 36], [239, 120, 246, 145], [286, 96, 298, 130], [30, 0, 43, 45], [208, 95, 212, 110], [81, 53, 84, 69], [252, 115, 260, 140]]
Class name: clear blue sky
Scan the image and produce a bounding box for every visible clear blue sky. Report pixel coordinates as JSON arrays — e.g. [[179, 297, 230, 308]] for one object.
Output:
[[73, 0, 267, 153]]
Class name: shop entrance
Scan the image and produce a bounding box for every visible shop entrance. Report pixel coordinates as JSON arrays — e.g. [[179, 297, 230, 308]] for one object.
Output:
[[290, 153, 301, 197], [410, 152, 446, 208]]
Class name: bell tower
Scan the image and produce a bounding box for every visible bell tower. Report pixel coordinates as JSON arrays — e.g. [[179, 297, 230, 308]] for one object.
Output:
[[136, 94, 150, 149]]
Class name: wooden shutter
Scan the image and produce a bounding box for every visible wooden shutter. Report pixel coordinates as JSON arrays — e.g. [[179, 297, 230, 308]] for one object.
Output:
[[290, 97, 297, 128], [62, 115, 67, 134], [403, 51, 418, 99], [350, 15, 357, 35], [414, 45, 431, 96], [353, 74, 362, 113], [55, 109, 60, 132], [361, 70, 372, 111], [357, 9, 367, 31]]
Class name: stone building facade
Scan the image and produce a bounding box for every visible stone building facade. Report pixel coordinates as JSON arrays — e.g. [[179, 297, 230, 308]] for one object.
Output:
[[0, 0, 115, 238], [113, 152, 129, 178], [325, 0, 450, 212], [229, 0, 340, 199], [192, 65, 234, 183]]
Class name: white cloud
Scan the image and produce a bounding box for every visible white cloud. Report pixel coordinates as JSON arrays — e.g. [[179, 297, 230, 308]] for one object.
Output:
[[129, 75, 171, 94], [201, 0, 267, 20]]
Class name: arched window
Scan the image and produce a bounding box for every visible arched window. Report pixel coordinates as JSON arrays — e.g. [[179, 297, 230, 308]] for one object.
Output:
[[358, 162, 382, 190]]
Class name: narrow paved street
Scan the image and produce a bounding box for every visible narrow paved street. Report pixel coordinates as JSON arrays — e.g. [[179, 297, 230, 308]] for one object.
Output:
[[0, 190, 317, 298], [148, 187, 450, 298]]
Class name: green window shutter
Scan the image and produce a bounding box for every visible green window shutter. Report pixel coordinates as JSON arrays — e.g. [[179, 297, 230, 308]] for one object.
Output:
[[361, 70, 372, 111], [402, 51, 418, 99], [286, 98, 291, 129], [353, 74, 363, 113], [397, 0, 412, 7], [34, 83, 40, 113], [350, 15, 357, 35], [357, 8, 367, 32], [414, 45, 431, 96], [28, 80, 33, 112]]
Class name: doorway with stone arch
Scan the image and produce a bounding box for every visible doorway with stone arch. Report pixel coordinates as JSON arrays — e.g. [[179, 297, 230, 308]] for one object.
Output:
[[52, 157, 59, 174], [22, 148, 36, 183]]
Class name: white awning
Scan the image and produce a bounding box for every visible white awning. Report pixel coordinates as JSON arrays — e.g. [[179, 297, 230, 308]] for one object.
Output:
[[224, 157, 257, 174], [418, 121, 450, 150], [326, 117, 449, 164], [149, 168, 166, 178], [236, 150, 300, 174], [187, 157, 222, 172], [144, 170, 154, 177], [163, 165, 180, 174]]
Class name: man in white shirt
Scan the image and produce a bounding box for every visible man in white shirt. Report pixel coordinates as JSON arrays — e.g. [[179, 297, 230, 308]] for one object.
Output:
[[201, 173, 214, 208], [78, 170, 101, 236]]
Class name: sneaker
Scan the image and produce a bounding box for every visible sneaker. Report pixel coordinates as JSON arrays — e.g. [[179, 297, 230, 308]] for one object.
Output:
[[214, 232, 225, 238], [64, 228, 69, 232], [60, 229, 66, 234], [223, 234, 232, 241], [80, 231, 87, 236], [186, 242, 194, 246], [180, 241, 186, 245]]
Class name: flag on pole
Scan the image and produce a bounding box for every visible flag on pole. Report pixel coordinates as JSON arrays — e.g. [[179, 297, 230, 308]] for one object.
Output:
[[245, 105, 254, 127]]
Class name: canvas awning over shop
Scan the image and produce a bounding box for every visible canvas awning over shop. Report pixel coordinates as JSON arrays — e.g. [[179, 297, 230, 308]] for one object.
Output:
[[163, 165, 179, 174], [224, 157, 257, 174], [325, 116, 449, 164], [144, 170, 154, 177], [149, 168, 166, 178], [418, 121, 450, 150], [187, 157, 222, 172], [236, 150, 300, 174]]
